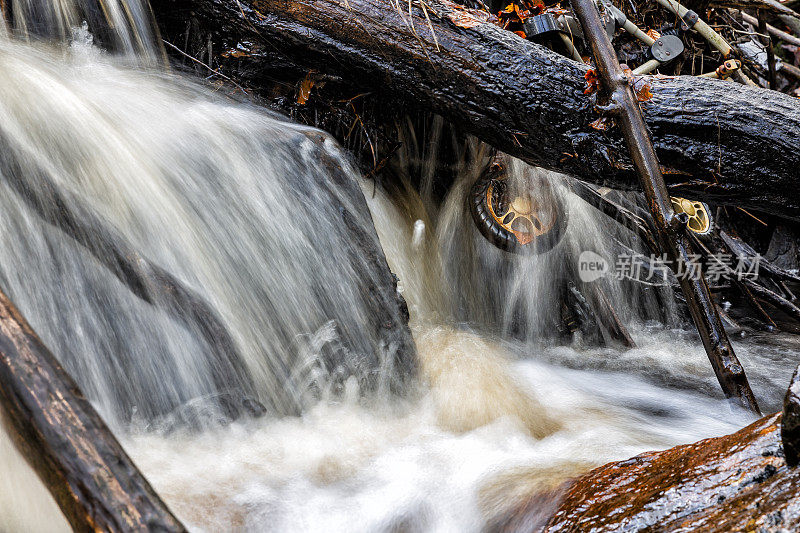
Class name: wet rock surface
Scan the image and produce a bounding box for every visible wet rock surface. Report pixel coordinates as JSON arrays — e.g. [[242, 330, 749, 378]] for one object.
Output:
[[542, 413, 799, 532], [782, 365, 800, 466]]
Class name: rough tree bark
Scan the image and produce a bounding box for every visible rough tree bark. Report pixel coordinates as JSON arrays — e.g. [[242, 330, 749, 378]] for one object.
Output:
[[508, 367, 800, 530], [540, 412, 796, 531], [0, 288, 186, 532], [154, 0, 800, 220]]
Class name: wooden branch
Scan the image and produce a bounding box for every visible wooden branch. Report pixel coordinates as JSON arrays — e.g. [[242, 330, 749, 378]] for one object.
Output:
[[154, 0, 800, 220], [736, 277, 779, 328], [570, 0, 760, 413], [570, 180, 660, 254], [741, 11, 800, 47], [721, 230, 800, 285], [744, 276, 800, 322], [0, 288, 186, 532], [589, 284, 636, 347], [714, 0, 800, 19], [758, 11, 778, 90]]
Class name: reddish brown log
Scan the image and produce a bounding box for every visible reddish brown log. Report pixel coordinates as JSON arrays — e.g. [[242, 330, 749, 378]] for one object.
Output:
[[541, 413, 796, 531]]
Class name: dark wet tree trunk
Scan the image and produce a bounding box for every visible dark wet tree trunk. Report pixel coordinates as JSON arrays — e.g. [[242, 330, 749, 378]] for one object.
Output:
[[154, 0, 800, 220], [0, 288, 186, 532]]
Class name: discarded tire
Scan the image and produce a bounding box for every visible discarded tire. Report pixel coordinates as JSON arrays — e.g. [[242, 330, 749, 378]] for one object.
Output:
[[469, 162, 568, 254]]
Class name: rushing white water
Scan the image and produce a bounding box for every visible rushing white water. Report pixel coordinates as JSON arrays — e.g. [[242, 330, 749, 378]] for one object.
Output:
[[0, 321, 764, 532], [0, 34, 417, 424], [8, 0, 163, 61], [0, 6, 798, 533]]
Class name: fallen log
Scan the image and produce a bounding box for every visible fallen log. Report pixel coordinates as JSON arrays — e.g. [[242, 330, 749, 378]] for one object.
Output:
[[541, 412, 795, 531], [0, 287, 186, 532], [154, 0, 800, 220], [486, 358, 800, 531]]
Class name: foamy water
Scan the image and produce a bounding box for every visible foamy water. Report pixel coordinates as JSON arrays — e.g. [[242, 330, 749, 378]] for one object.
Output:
[[2, 322, 763, 532]]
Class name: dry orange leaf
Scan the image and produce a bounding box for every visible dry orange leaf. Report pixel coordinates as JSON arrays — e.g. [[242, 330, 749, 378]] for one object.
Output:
[[646, 29, 661, 41], [297, 72, 315, 105], [221, 48, 249, 59], [620, 65, 654, 102], [589, 116, 613, 131], [584, 68, 600, 95], [634, 81, 653, 102]]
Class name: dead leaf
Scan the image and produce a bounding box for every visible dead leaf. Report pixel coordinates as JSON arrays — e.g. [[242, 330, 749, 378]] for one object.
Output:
[[634, 80, 653, 102], [584, 68, 600, 95], [520, 0, 544, 11], [221, 48, 250, 59], [621, 65, 653, 102], [589, 116, 614, 131], [442, 1, 489, 29], [297, 72, 315, 105], [448, 11, 483, 28]]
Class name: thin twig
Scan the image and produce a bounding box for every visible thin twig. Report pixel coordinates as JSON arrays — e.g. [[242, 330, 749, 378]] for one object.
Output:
[[162, 39, 248, 95], [737, 207, 768, 226]]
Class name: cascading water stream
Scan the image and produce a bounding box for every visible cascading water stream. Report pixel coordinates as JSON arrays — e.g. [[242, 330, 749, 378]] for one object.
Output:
[[0, 35, 417, 423], [0, 1, 799, 531]]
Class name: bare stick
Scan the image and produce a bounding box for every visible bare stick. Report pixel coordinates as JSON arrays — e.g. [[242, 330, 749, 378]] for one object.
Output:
[[0, 287, 186, 531], [741, 11, 800, 46], [570, 0, 760, 413], [757, 11, 778, 89]]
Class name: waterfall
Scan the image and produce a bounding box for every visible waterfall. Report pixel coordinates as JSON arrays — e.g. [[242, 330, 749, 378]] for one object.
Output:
[[365, 121, 673, 342], [0, 1, 796, 531], [0, 34, 418, 424], [6, 0, 163, 61]]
